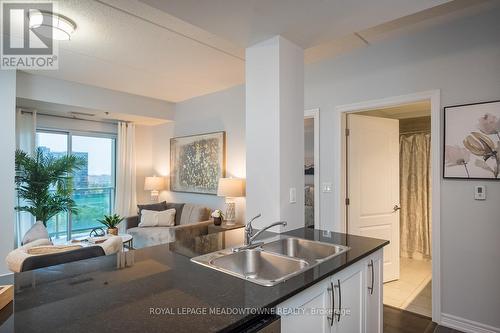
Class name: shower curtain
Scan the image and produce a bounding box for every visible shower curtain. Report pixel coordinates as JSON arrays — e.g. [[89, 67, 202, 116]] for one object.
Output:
[[400, 133, 432, 260]]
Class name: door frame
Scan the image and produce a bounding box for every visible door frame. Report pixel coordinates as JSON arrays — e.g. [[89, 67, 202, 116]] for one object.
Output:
[[305, 108, 320, 230], [335, 90, 441, 323]]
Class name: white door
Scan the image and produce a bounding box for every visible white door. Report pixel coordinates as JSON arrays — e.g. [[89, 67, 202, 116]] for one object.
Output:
[[347, 114, 400, 282], [331, 263, 364, 333]]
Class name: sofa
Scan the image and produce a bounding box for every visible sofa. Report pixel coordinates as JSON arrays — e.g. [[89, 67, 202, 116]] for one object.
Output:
[[125, 201, 212, 248]]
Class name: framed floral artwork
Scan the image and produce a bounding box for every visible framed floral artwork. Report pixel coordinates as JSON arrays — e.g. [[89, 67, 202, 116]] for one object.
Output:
[[170, 131, 226, 194], [444, 100, 500, 179]]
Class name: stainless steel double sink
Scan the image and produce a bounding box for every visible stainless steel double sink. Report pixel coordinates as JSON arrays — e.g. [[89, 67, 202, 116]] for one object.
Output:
[[191, 237, 350, 286]]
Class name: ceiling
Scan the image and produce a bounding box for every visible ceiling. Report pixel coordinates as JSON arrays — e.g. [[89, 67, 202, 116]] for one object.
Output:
[[140, 0, 451, 48], [13, 0, 494, 103], [23, 0, 245, 103]]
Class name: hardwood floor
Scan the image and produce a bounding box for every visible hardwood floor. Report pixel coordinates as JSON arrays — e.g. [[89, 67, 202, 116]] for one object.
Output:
[[384, 306, 464, 333]]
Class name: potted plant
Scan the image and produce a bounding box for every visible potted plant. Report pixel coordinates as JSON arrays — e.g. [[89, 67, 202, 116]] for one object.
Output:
[[211, 209, 224, 226], [15, 148, 84, 227], [98, 214, 124, 235]]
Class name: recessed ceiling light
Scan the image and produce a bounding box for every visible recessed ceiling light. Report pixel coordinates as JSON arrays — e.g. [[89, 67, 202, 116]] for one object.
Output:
[[28, 10, 76, 41]]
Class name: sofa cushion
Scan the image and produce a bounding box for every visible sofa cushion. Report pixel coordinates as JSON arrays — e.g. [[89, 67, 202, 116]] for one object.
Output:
[[22, 221, 50, 245], [139, 209, 176, 227], [166, 203, 185, 225], [137, 201, 168, 220], [179, 204, 211, 225]]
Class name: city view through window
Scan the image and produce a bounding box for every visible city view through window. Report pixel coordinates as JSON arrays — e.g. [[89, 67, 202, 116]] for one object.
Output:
[[36, 131, 115, 239]]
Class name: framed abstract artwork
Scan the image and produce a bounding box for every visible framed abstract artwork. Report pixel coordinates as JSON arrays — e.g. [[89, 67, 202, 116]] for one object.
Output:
[[444, 100, 500, 180], [170, 131, 226, 194]]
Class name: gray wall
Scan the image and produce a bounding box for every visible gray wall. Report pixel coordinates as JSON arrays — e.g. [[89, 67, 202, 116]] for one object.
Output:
[[0, 71, 16, 275], [305, 7, 500, 328], [148, 85, 246, 223]]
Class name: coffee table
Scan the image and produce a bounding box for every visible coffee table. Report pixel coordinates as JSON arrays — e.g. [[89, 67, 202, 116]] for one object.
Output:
[[119, 234, 133, 249]]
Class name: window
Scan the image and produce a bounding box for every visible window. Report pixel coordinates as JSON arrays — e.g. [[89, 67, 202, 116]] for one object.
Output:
[[36, 130, 116, 240]]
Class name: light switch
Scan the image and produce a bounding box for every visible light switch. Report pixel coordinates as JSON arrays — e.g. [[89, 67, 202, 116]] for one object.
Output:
[[289, 187, 296, 203], [322, 182, 333, 193], [475, 185, 486, 200]]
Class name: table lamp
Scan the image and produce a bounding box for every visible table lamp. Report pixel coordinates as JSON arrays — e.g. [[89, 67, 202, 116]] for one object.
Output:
[[144, 176, 166, 201], [217, 178, 245, 225]]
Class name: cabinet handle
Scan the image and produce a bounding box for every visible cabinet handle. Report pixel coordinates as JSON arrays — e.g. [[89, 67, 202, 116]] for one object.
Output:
[[334, 279, 342, 322], [368, 259, 374, 295], [327, 282, 334, 326]]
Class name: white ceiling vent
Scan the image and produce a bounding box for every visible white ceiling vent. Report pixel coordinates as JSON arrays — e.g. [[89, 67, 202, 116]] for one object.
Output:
[[69, 111, 96, 117]]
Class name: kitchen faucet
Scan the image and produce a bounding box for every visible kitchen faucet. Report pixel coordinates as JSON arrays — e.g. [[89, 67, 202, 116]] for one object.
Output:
[[233, 214, 287, 251]]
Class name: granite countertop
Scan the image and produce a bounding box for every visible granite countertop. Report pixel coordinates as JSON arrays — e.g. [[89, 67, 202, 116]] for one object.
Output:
[[12, 228, 388, 332]]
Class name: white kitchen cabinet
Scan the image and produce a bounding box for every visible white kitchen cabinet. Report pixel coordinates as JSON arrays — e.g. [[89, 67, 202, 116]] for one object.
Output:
[[331, 262, 364, 333], [365, 251, 383, 333], [278, 278, 332, 333], [277, 249, 383, 333]]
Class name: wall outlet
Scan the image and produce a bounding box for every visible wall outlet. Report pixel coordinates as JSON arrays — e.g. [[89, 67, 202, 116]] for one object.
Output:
[[289, 187, 296, 203], [475, 185, 486, 200], [322, 182, 333, 193]]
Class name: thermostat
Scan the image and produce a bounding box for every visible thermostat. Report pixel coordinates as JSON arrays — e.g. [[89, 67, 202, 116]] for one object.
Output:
[[475, 185, 486, 200]]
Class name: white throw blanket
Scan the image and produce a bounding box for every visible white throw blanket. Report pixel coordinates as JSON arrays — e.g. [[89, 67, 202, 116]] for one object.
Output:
[[5, 237, 123, 273]]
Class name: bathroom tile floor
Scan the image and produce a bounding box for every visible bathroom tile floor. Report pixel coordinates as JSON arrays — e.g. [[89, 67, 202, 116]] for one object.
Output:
[[384, 257, 432, 317]]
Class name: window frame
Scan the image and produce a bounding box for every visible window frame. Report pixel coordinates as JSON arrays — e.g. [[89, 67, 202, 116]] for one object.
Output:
[[36, 128, 117, 240]]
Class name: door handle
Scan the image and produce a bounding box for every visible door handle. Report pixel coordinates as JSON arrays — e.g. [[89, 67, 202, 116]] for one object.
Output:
[[334, 279, 341, 322], [393, 205, 401, 212], [368, 260, 374, 295], [327, 282, 335, 326]]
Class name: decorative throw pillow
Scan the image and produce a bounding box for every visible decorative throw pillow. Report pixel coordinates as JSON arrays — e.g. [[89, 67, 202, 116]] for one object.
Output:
[[22, 221, 50, 245], [137, 201, 168, 220], [139, 209, 176, 227], [166, 203, 185, 225]]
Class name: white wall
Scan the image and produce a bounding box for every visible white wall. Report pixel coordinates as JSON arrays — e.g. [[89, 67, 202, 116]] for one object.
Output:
[[0, 71, 17, 275], [246, 36, 305, 231], [276, 37, 305, 232], [305, 7, 500, 329], [135, 125, 155, 204], [143, 85, 246, 223]]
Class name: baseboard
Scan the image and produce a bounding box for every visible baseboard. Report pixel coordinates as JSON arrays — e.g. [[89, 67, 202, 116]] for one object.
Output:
[[441, 313, 500, 333]]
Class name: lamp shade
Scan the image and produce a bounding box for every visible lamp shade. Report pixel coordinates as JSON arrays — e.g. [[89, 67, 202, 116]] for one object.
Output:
[[144, 176, 166, 191], [217, 178, 245, 197]]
